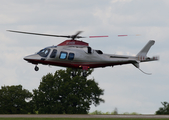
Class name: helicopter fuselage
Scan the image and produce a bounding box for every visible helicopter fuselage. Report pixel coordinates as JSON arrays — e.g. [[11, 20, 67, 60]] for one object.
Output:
[[24, 39, 159, 76], [24, 43, 136, 70]]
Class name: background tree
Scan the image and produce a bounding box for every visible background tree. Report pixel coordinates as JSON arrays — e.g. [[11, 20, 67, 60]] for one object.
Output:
[[156, 102, 169, 115], [32, 68, 104, 114], [113, 107, 118, 115], [0, 85, 32, 114]]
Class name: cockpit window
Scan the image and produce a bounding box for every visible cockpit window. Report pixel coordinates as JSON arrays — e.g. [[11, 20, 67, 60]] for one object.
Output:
[[50, 49, 57, 58], [37, 48, 51, 57]]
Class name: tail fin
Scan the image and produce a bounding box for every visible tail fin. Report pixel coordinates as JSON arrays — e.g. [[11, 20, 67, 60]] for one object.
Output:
[[133, 40, 158, 75], [137, 40, 155, 58]]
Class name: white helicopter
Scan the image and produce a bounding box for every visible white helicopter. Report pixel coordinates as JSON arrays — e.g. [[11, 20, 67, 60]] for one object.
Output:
[[8, 30, 159, 77]]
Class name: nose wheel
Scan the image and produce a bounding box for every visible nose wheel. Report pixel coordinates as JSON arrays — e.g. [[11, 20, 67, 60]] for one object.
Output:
[[34, 66, 39, 71]]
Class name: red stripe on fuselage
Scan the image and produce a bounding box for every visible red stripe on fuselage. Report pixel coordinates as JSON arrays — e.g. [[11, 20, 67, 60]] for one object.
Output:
[[24, 59, 132, 69]]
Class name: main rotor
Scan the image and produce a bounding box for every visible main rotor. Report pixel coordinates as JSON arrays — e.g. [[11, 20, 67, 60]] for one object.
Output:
[[7, 30, 85, 40], [7, 30, 141, 41]]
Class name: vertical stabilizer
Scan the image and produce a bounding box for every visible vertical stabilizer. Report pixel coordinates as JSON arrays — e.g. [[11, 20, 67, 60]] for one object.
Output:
[[137, 40, 155, 58]]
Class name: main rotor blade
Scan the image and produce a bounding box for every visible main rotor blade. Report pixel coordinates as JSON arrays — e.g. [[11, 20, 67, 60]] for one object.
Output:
[[75, 31, 83, 36], [70, 31, 84, 39], [118, 34, 141, 37], [7, 30, 71, 38], [89, 35, 108, 38]]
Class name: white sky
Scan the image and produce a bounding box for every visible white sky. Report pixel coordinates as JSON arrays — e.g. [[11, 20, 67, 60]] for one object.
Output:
[[0, 0, 169, 114]]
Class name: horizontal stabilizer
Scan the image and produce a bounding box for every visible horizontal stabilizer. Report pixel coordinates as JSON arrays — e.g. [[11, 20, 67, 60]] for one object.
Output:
[[140, 56, 159, 62]]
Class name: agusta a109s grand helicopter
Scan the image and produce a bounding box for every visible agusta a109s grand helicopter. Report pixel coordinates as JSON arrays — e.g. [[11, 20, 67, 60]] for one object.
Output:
[[8, 30, 159, 77]]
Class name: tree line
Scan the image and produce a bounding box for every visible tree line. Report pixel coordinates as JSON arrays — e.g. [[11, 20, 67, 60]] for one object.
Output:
[[0, 68, 104, 114], [0, 68, 168, 114], [156, 102, 169, 115]]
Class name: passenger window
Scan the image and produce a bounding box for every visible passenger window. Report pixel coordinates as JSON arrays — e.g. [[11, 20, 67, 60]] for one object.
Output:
[[68, 53, 75, 60], [50, 49, 57, 58], [60, 52, 67, 59], [95, 50, 103, 54]]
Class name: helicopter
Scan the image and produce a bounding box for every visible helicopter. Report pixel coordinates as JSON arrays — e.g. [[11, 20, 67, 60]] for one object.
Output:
[[8, 30, 159, 77]]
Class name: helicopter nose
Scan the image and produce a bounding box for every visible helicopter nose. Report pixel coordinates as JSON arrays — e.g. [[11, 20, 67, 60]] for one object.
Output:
[[23, 54, 41, 63], [24, 55, 34, 61]]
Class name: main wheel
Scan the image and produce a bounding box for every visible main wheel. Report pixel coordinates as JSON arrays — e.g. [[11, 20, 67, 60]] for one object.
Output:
[[83, 70, 87, 77], [34, 66, 39, 71], [71, 71, 76, 77]]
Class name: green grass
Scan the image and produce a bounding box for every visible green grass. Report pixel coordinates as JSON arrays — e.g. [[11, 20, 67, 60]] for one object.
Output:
[[1, 118, 169, 120]]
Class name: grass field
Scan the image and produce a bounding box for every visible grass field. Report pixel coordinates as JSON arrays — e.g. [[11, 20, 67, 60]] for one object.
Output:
[[1, 118, 169, 120]]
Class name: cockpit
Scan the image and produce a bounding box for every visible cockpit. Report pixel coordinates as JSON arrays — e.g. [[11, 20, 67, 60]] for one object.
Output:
[[37, 48, 51, 57], [36, 46, 75, 61]]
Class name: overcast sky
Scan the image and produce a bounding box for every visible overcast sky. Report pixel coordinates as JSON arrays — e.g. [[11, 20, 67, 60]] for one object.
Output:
[[0, 0, 169, 114]]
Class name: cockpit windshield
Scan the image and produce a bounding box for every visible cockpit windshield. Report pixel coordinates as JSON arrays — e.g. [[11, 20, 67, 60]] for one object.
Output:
[[37, 48, 50, 57]]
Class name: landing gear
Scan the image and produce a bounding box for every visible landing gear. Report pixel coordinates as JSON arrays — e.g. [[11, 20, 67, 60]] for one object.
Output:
[[70, 68, 87, 77], [34, 66, 39, 71], [82, 70, 87, 77], [71, 70, 76, 77]]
